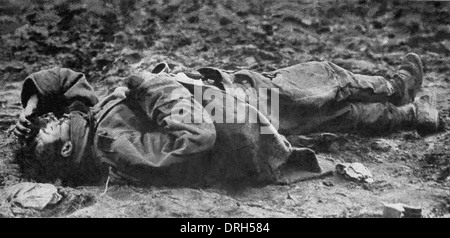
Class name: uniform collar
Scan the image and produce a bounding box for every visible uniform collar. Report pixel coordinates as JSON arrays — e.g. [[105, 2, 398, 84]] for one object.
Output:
[[68, 110, 101, 179]]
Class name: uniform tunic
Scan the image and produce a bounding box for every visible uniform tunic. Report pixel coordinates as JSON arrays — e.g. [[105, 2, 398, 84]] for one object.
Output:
[[21, 67, 303, 185]]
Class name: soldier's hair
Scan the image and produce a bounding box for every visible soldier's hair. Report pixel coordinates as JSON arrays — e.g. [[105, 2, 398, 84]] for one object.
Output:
[[15, 113, 74, 184]]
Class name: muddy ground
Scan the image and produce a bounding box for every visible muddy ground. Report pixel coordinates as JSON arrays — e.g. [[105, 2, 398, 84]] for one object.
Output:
[[1, 0, 450, 218]]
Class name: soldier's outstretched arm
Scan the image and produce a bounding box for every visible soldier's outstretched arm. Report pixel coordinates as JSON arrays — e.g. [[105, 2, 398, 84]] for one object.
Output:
[[20, 67, 99, 114], [15, 67, 99, 138]]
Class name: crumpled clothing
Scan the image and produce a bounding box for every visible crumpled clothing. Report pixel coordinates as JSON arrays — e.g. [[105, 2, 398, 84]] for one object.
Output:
[[3, 183, 62, 210], [336, 162, 374, 183]]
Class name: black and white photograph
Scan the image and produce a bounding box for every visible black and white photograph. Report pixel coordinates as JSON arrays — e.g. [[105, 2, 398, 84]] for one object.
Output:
[[1, 0, 450, 222]]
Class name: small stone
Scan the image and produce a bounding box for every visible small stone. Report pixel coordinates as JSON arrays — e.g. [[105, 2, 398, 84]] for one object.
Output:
[[383, 203, 405, 218], [371, 139, 396, 152], [121, 48, 144, 64], [245, 56, 257, 65], [403, 205, 422, 218], [355, 24, 367, 33], [440, 40, 450, 54], [336, 162, 374, 183], [403, 131, 420, 140], [4, 183, 62, 211], [323, 181, 334, 187]]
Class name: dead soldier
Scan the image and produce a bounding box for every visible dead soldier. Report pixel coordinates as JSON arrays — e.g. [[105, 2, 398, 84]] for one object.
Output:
[[13, 53, 444, 186]]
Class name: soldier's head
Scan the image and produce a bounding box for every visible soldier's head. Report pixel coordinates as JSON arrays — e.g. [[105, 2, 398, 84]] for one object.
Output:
[[33, 113, 72, 159], [18, 113, 74, 182]]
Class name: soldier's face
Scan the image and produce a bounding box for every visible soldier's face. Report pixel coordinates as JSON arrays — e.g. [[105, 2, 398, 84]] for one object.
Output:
[[39, 119, 64, 144], [35, 117, 70, 156]]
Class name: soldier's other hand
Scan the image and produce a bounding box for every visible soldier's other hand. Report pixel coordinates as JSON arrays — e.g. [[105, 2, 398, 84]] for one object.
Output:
[[14, 111, 33, 139], [113, 86, 130, 99]]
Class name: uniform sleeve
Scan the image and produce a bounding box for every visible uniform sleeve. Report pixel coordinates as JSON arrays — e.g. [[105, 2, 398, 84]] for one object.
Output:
[[21, 67, 99, 115], [126, 74, 216, 160]]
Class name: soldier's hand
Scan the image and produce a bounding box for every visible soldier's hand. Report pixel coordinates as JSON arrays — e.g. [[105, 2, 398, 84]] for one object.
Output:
[[14, 110, 33, 139], [113, 86, 130, 99]]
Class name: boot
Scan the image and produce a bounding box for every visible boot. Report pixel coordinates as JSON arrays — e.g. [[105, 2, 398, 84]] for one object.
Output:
[[392, 53, 424, 105], [285, 148, 322, 173], [414, 94, 442, 136]]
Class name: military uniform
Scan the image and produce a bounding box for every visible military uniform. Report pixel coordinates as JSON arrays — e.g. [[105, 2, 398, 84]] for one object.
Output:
[[21, 67, 315, 186], [20, 61, 417, 185], [194, 61, 415, 135]]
